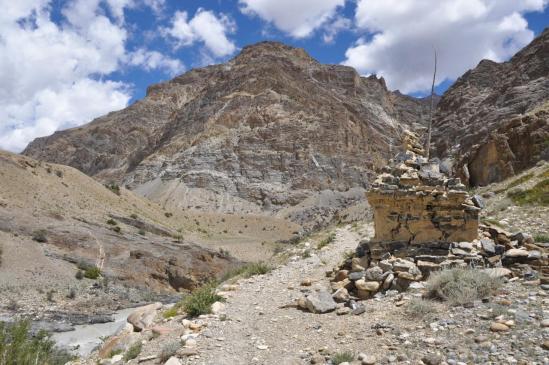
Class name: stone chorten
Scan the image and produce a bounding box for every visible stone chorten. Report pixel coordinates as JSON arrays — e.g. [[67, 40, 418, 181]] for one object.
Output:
[[365, 131, 480, 259]]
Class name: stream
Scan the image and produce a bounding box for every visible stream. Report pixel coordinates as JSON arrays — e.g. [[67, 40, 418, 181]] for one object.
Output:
[[51, 307, 137, 357]]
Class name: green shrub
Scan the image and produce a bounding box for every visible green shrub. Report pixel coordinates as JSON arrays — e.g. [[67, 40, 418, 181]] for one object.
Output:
[[162, 306, 179, 319], [317, 232, 336, 249], [506, 173, 534, 189], [406, 298, 436, 318], [425, 268, 502, 306], [32, 230, 48, 243], [106, 219, 117, 226], [83, 266, 101, 279], [507, 179, 549, 206], [105, 183, 120, 195], [159, 341, 181, 362], [182, 283, 224, 317], [534, 233, 549, 243], [164, 212, 173, 218], [0, 320, 74, 365], [111, 226, 121, 233], [66, 288, 76, 299], [138, 229, 146, 236], [130, 213, 138, 219], [123, 342, 142, 361], [220, 262, 272, 282], [331, 351, 354, 365], [109, 348, 123, 357]]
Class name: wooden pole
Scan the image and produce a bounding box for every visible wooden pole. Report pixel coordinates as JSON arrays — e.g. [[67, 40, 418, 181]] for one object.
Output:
[[425, 49, 437, 160]]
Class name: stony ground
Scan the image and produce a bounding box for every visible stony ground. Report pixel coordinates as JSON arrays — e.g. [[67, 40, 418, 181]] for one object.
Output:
[[84, 222, 549, 365]]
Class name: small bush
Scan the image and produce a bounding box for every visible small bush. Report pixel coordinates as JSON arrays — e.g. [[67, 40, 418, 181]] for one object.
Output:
[[317, 232, 336, 249], [506, 173, 534, 189], [66, 288, 76, 299], [425, 268, 502, 306], [534, 233, 549, 243], [105, 183, 120, 195], [138, 229, 146, 236], [331, 351, 355, 365], [46, 290, 55, 302], [164, 212, 173, 218], [507, 179, 549, 206], [301, 249, 312, 258], [124, 342, 142, 361], [130, 213, 138, 219], [106, 219, 117, 225], [109, 348, 123, 357], [111, 226, 121, 233], [162, 306, 179, 319], [0, 320, 75, 365], [75, 270, 84, 280], [406, 298, 436, 318], [83, 266, 101, 279], [221, 262, 272, 282], [0, 244, 3, 267], [182, 283, 224, 317], [159, 341, 181, 362], [55, 170, 63, 178], [32, 230, 48, 243]]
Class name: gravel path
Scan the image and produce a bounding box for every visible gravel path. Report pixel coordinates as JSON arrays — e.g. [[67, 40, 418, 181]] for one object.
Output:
[[185, 224, 384, 365]]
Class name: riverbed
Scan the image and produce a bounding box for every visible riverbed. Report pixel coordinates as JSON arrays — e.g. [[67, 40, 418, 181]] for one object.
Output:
[[52, 307, 137, 357]]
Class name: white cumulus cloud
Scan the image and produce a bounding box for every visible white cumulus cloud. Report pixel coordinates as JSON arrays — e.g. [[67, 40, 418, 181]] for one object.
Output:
[[128, 49, 185, 76], [0, 0, 183, 152], [163, 9, 237, 58], [344, 0, 548, 93], [239, 0, 345, 38]]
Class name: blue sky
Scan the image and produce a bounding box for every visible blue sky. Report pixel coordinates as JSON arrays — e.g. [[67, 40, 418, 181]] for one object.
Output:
[[0, 0, 548, 152]]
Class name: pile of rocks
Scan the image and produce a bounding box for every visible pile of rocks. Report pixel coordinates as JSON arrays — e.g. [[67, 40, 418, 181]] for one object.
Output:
[[328, 226, 548, 302], [326, 137, 548, 303]]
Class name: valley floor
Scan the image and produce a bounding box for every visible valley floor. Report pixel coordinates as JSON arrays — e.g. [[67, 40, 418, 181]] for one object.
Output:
[[82, 223, 548, 365]]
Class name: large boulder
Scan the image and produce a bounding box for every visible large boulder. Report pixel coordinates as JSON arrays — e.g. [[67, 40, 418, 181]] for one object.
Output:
[[127, 302, 162, 331], [305, 290, 337, 313]]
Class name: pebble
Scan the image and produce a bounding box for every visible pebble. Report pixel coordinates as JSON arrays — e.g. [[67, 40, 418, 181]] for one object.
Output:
[[490, 322, 510, 332], [336, 307, 351, 315], [361, 355, 377, 364], [257, 344, 268, 350], [540, 319, 549, 327]]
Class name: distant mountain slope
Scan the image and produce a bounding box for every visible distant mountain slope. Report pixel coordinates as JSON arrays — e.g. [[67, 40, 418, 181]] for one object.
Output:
[[432, 28, 549, 186], [0, 150, 243, 315], [23, 42, 434, 228]]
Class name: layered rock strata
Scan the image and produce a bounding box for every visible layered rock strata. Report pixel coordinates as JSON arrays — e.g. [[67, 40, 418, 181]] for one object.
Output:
[[23, 42, 435, 230], [432, 28, 549, 186]]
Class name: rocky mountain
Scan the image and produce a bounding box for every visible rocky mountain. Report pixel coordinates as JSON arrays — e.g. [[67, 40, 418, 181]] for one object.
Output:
[[23, 42, 435, 229], [432, 28, 549, 186]]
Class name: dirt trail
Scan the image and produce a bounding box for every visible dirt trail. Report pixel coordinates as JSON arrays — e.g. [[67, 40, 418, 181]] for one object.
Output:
[[186, 224, 380, 365]]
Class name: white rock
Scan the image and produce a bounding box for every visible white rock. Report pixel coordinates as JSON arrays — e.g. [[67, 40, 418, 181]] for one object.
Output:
[[211, 301, 226, 314], [111, 354, 123, 363], [164, 356, 182, 365]]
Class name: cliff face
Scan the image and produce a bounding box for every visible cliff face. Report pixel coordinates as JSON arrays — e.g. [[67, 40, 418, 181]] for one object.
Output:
[[432, 28, 549, 186], [23, 42, 433, 227]]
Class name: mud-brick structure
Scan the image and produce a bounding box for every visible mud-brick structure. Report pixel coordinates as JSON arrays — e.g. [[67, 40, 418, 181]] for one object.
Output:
[[365, 132, 480, 260]]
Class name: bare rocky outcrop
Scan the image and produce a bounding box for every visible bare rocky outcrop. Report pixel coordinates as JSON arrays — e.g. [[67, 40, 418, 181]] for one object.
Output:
[[23, 42, 435, 229], [432, 28, 549, 186]]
